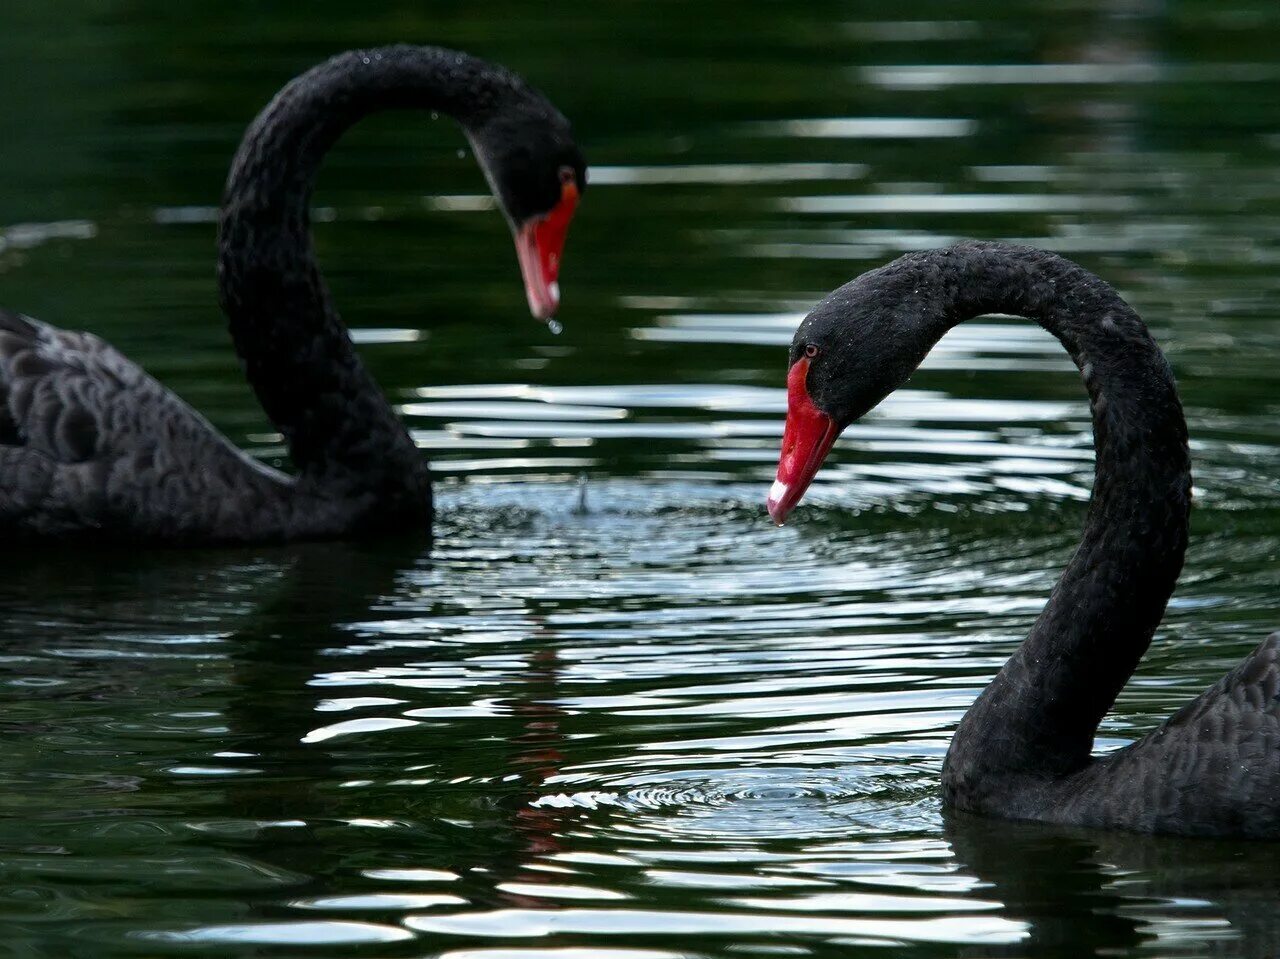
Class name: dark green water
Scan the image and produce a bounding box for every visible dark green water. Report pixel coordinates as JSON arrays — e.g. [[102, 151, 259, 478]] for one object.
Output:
[[3, 2, 1280, 956]]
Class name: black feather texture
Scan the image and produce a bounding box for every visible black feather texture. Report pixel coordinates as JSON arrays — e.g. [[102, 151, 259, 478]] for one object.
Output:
[[0, 46, 582, 544], [797, 242, 1279, 837]]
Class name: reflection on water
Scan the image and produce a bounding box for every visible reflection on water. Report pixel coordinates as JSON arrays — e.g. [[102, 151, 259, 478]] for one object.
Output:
[[2, 0, 1280, 956]]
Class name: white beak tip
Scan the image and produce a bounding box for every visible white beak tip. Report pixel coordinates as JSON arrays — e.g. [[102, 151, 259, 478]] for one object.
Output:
[[766, 479, 791, 525]]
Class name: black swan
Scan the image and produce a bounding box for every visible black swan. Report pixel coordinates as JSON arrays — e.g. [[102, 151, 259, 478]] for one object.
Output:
[[0, 45, 586, 543], [767, 241, 1280, 838]]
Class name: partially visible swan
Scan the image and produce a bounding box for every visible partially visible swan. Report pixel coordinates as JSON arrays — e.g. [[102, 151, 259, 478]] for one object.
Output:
[[768, 242, 1279, 838], [0, 45, 585, 543]]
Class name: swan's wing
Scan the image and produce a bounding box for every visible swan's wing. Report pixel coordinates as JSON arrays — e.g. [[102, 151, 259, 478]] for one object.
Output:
[[1092, 632, 1280, 835], [0, 307, 292, 538]]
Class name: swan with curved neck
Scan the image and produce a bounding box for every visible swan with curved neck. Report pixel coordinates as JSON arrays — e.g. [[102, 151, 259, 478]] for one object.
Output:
[[769, 242, 1279, 838], [0, 46, 585, 543]]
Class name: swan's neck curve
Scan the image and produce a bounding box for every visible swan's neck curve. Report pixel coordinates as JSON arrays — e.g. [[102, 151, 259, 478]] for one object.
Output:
[[217, 46, 519, 522], [930, 244, 1191, 807]]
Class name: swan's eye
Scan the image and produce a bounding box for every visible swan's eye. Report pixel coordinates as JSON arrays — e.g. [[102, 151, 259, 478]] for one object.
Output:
[[558, 165, 576, 185], [804, 344, 819, 359]]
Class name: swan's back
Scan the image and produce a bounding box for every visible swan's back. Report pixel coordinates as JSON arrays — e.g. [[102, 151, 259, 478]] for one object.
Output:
[[0, 308, 305, 541], [1057, 632, 1280, 837]]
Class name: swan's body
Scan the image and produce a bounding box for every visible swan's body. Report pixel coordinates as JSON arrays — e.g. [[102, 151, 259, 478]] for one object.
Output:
[[0, 308, 339, 540], [0, 46, 585, 544], [768, 242, 1280, 838]]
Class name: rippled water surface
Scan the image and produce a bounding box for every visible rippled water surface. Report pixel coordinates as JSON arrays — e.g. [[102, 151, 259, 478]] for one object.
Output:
[[3, 2, 1280, 956]]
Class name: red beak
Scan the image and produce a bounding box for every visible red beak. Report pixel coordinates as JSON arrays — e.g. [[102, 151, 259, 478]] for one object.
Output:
[[767, 356, 841, 525], [514, 178, 580, 322]]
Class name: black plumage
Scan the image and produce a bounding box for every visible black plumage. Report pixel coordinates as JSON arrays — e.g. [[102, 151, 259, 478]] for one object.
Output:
[[0, 45, 585, 544], [785, 241, 1279, 838]]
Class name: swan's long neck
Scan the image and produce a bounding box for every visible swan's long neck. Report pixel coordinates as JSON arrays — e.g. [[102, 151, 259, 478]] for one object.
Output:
[[217, 46, 515, 519], [932, 244, 1191, 804]]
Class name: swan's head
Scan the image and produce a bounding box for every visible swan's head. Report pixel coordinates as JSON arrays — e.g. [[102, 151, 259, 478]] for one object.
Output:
[[767, 260, 945, 525], [467, 97, 587, 322]]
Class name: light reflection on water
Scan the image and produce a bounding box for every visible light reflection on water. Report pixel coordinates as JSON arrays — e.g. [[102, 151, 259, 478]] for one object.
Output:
[[3, 1, 1280, 956]]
